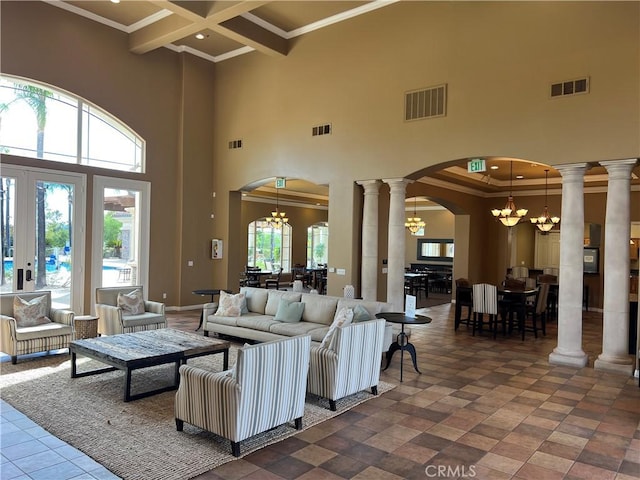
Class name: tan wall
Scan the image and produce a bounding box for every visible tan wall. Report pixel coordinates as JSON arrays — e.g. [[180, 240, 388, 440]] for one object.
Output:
[[1, 1, 638, 308]]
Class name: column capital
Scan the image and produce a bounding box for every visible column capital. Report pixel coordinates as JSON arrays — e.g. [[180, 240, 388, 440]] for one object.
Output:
[[381, 178, 411, 194], [600, 159, 638, 179], [554, 163, 589, 178], [356, 179, 382, 194]]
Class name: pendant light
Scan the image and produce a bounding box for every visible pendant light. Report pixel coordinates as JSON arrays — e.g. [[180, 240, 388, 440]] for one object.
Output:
[[266, 185, 288, 229], [530, 169, 560, 233], [405, 197, 425, 234], [491, 161, 528, 227]]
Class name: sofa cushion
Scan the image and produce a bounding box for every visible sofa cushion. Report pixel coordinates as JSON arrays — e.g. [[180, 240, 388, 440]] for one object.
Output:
[[352, 304, 374, 322], [321, 307, 353, 348], [15, 322, 73, 340], [237, 315, 281, 332], [215, 291, 245, 317], [13, 295, 51, 327], [121, 312, 165, 328], [337, 299, 389, 318], [307, 326, 330, 343], [117, 289, 145, 315], [274, 298, 305, 323], [299, 294, 338, 325], [240, 287, 269, 314], [265, 290, 302, 316], [269, 321, 326, 337]]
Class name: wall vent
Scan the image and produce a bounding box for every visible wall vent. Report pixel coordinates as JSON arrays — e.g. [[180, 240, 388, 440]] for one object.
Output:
[[405, 84, 447, 121], [312, 124, 331, 136], [228, 139, 242, 149], [550, 77, 589, 98]]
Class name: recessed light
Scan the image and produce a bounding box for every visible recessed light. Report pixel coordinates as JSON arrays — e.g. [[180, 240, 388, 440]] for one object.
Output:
[[110, 0, 120, 3], [516, 175, 524, 179], [195, 33, 205, 40], [490, 165, 499, 170]]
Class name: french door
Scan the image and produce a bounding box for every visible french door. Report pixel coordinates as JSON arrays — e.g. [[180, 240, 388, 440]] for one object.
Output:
[[0, 165, 85, 312], [91, 176, 150, 311]]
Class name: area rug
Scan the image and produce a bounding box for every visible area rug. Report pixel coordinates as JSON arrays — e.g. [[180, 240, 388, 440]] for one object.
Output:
[[0, 349, 395, 480]]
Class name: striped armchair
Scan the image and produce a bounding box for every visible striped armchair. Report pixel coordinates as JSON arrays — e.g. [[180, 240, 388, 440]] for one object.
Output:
[[0, 291, 74, 364], [175, 335, 311, 457], [307, 319, 386, 411], [95, 286, 165, 335]]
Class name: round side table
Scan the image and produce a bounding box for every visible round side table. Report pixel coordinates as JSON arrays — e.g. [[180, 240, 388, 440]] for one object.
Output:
[[74, 315, 99, 340]]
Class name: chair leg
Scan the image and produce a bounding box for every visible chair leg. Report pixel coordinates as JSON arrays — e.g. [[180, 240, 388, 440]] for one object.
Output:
[[371, 385, 378, 395], [11, 356, 17, 365], [175, 419, 184, 431], [329, 400, 337, 411], [231, 441, 241, 457], [295, 417, 302, 430]]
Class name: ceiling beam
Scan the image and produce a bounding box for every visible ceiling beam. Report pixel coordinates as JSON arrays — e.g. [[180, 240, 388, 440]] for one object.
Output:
[[212, 16, 288, 56], [129, 0, 273, 54]]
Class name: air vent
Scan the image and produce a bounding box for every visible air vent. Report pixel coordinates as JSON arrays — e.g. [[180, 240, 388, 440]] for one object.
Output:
[[312, 124, 331, 136], [550, 77, 589, 98], [228, 139, 242, 149], [405, 84, 447, 121]]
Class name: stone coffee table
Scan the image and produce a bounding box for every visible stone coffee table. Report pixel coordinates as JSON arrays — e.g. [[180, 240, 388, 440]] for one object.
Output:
[[70, 328, 230, 402]]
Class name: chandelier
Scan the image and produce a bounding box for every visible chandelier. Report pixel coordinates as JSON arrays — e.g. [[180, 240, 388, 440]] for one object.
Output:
[[491, 161, 528, 227], [530, 169, 560, 233], [405, 197, 425, 234], [266, 185, 288, 229]]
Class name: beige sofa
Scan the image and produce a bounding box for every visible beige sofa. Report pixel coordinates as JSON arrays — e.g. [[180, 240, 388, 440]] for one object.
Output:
[[203, 287, 401, 349], [0, 291, 75, 364]]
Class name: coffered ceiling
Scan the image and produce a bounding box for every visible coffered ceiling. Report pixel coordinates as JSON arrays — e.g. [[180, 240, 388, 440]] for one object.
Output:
[[54, 1, 392, 63], [50, 1, 639, 206]]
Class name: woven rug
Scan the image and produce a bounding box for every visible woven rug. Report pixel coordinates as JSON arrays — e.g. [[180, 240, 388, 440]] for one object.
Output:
[[0, 348, 395, 480]]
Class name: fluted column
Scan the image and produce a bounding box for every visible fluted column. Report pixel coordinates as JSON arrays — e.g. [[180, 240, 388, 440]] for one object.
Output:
[[357, 180, 381, 301], [594, 159, 637, 375], [549, 163, 589, 368], [383, 178, 410, 311]]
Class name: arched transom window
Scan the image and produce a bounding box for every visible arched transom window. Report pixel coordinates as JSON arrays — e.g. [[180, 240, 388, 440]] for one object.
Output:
[[0, 75, 145, 173]]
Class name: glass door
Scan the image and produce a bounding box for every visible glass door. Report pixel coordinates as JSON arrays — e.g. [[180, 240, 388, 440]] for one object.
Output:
[[0, 165, 85, 312], [91, 176, 150, 308]]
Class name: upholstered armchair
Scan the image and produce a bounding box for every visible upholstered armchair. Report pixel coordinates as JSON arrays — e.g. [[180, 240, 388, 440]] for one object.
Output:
[[95, 286, 166, 335], [0, 291, 75, 364], [307, 318, 386, 411], [175, 335, 311, 457]]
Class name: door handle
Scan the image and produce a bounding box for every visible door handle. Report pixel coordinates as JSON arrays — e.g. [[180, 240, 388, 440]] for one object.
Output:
[[26, 269, 32, 282], [17, 269, 23, 290]]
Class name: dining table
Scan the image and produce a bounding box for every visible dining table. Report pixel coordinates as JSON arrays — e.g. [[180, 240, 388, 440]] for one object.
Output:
[[498, 288, 537, 337]]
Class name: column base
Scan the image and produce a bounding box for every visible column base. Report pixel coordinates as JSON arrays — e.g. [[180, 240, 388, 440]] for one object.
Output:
[[549, 350, 588, 368], [594, 355, 634, 376]]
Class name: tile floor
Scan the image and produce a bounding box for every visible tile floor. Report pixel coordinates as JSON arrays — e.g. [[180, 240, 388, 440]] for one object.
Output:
[[2, 301, 640, 480]]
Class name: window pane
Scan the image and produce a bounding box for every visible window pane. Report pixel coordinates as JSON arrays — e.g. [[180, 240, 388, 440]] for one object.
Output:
[[0, 78, 77, 162], [82, 104, 144, 172]]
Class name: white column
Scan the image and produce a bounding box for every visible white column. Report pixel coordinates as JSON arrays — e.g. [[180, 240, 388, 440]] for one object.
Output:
[[594, 159, 637, 375], [549, 163, 589, 368], [383, 178, 410, 311], [357, 180, 381, 301]]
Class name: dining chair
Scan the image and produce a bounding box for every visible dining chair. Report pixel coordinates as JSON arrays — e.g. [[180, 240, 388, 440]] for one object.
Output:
[[523, 283, 550, 340], [265, 267, 283, 290], [454, 278, 473, 330], [471, 283, 499, 337]]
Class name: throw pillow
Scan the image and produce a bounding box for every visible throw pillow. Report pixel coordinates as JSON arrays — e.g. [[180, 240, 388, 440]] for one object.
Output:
[[13, 295, 51, 327], [320, 306, 354, 348], [214, 291, 245, 317], [352, 304, 373, 322], [274, 298, 305, 323], [117, 289, 145, 315]]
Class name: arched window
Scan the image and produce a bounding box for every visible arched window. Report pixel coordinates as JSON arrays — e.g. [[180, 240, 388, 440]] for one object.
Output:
[[0, 75, 144, 173], [248, 219, 292, 273], [307, 222, 328, 268]]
